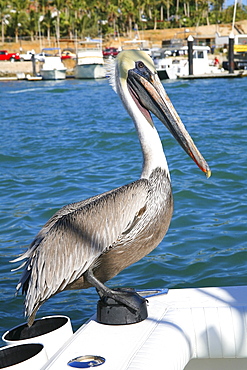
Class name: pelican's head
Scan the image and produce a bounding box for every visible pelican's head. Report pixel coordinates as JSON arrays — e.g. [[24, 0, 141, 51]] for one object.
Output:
[[113, 50, 211, 178], [115, 50, 155, 87]]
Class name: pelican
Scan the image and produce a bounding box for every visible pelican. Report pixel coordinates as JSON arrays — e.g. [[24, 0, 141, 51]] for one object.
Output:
[[13, 50, 210, 325]]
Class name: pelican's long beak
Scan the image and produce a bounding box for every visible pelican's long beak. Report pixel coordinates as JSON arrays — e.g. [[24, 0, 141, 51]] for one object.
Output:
[[127, 59, 211, 178]]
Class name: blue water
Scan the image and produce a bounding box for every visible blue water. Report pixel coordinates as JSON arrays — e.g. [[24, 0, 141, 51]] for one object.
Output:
[[0, 76, 246, 341]]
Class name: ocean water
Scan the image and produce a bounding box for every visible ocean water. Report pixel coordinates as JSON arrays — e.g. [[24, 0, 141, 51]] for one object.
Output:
[[0, 76, 246, 341]]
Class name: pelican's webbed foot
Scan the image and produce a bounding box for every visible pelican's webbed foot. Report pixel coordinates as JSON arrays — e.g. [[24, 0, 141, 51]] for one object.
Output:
[[84, 269, 147, 313], [84, 269, 148, 324]]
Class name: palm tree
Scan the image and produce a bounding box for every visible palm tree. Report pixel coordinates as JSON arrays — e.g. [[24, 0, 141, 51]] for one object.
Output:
[[10, 0, 30, 43], [52, 0, 65, 41], [1, 0, 9, 43], [119, 0, 135, 37], [107, 2, 119, 37]]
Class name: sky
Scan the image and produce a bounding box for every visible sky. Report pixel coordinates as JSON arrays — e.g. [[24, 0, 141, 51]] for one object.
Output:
[[224, 0, 247, 7]]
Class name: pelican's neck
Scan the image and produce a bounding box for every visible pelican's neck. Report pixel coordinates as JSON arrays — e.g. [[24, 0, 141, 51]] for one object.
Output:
[[135, 109, 170, 180], [117, 80, 170, 180]]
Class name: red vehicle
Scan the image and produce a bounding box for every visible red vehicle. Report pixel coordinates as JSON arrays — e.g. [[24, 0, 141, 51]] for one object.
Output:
[[103, 47, 119, 58], [61, 50, 76, 60], [0, 50, 20, 62]]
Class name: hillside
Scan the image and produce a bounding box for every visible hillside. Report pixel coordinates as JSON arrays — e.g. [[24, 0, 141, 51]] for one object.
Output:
[[141, 20, 247, 46], [1, 20, 247, 53]]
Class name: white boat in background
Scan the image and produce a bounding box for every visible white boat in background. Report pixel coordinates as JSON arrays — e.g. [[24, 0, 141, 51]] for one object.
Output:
[[39, 48, 67, 80], [2, 285, 247, 369], [40, 57, 67, 80], [153, 45, 223, 80], [74, 39, 106, 79]]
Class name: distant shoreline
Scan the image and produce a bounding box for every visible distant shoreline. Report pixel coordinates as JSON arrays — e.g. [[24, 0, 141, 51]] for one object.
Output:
[[0, 59, 75, 78], [1, 20, 246, 77]]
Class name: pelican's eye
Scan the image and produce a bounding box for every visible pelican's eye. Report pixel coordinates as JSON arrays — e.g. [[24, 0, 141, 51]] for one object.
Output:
[[136, 61, 145, 70], [134, 60, 152, 81]]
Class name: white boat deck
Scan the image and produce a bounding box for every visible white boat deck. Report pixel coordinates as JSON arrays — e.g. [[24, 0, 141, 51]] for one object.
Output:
[[41, 285, 247, 370]]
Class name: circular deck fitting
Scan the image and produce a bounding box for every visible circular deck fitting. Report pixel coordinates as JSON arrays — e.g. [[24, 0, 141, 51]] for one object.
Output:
[[0, 343, 47, 369], [67, 355, 105, 368]]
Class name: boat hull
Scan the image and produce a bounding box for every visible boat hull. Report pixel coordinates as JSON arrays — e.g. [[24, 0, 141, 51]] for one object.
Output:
[[74, 64, 106, 79], [40, 69, 66, 80]]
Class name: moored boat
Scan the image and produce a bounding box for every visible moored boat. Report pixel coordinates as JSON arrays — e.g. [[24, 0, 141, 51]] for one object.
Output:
[[40, 56, 67, 80], [74, 39, 106, 79], [39, 48, 67, 80], [153, 45, 223, 80]]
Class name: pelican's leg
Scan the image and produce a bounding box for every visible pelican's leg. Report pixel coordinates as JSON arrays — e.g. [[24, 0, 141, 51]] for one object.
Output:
[[84, 269, 142, 312]]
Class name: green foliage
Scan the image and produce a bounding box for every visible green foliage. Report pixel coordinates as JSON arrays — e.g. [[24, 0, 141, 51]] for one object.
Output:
[[1, 0, 247, 41]]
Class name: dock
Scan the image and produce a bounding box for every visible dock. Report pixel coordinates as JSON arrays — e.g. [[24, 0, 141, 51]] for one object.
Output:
[[178, 70, 247, 79], [0, 76, 18, 81]]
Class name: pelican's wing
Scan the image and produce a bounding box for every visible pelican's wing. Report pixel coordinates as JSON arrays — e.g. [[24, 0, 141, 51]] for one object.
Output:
[[15, 179, 149, 318]]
